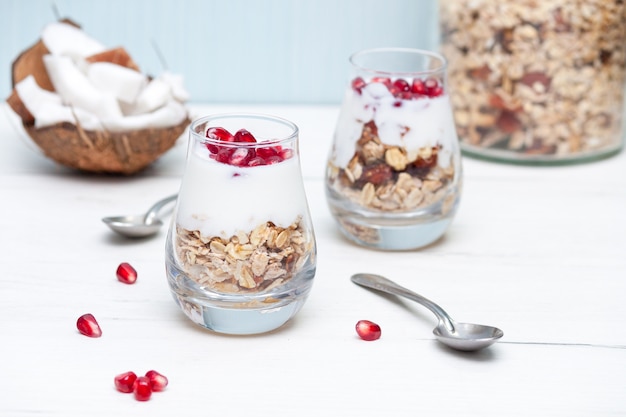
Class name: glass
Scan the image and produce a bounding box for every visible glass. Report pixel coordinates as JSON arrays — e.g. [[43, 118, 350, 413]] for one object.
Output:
[[325, 47, 463, 250], [166, 113, 316, 334], [440, 0, 626, 164]]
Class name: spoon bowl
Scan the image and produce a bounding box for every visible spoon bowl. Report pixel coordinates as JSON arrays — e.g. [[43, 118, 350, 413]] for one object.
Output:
[[351, 273, 503, 352], [102, 215, 165, 238], [102, 194, 177, 238]]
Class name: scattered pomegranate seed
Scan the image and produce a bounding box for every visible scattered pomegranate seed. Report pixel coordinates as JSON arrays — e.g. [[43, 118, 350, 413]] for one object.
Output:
[[233, 129, 257, 143], [76, 313, 102, 338], [116, 262, 137, 285], [355, 320, 382, 341], [256, 146, 278, 159], [133, 376, 152, 401], [114, 371, 137, 393], [145, 370, 168, 392], [215, 147, 234, 163], [247, 156, 265, 167]]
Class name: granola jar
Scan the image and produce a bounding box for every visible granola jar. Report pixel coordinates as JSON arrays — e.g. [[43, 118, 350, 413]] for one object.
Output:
[[440, 0, 626, 164], [165, 113, 316, 334], [325, 48, 463, 250]]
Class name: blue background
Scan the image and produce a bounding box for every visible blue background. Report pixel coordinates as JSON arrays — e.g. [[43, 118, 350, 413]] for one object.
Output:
[[1, 0, 438, 104]]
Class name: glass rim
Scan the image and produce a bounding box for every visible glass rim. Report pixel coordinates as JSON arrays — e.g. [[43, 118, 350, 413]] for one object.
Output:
[[349, 47, 447, 77], [190, 112, 299, 147]]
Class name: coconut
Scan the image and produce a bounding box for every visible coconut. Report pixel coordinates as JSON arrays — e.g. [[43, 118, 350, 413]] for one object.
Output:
[[6, 19, 190, 174]]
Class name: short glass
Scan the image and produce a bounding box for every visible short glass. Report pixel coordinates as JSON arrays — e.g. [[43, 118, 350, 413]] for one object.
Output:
[[325, 47, 463, 250], [166, 113, 316, 334]]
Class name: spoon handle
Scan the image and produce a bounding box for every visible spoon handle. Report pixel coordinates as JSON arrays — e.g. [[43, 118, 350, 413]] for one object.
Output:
[[351, 273, 455, 332], [144, 194, 178, 224]]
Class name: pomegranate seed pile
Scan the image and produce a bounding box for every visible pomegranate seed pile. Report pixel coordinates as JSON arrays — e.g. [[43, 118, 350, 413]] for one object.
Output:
[[114, 370, 169, 401], [204, 127, 293, 167], [351, 76, 444, 100]]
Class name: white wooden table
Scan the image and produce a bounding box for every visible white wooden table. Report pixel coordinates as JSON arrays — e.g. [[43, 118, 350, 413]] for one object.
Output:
[[1, 103, 625, 416]]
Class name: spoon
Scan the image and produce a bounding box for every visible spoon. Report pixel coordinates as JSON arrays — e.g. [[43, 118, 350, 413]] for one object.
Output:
[[351, 273, 503, 351], [102, 194, 177, 238]]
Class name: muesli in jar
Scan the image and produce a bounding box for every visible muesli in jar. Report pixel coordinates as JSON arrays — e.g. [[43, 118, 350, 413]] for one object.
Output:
[[440, 0, 626, 163]]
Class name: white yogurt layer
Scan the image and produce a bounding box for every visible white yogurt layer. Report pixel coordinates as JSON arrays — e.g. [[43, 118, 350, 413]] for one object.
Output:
[[176, 148, 308, 238], [332, 82, 457, 168]]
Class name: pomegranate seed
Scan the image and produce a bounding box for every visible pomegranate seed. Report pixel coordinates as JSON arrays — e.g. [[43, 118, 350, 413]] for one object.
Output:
[[371, 76, 392, 88], [76, 313, 102, 338], [116, 262, 137, 284], [206, 127, 234, 142], [391, 78, 410, 96], [145, 370, 168, 392], [256, 146, 278, 159], [355, 320, 381, 341], [114, 371, 137, 393], [233, 129, 257, 143], [133, 376, 152, 401], [278, 148, 293, 160], [215, 147, 233, 163], [247, 156, 265, 167], [351, 77, 366, 93], [265, 155, 283, 165], [229, 148, 255, 166], [424, 78, 441, 96], [393, 100, 402, 107], [411, 78, 426, 95]]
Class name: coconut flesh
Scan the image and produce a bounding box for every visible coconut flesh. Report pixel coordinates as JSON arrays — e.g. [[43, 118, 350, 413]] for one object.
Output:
[[6, 20, 190, 174], [11, 21, 189, 131]]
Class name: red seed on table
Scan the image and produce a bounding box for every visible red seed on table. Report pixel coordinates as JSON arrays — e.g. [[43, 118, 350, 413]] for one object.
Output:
[[76, 313, 102, 338], [145, 370, 169, 392], [116, 262, 137, 284], [133, 376, 153, 401], [114, 371, 137, 393], [355, 320, 382, 341]]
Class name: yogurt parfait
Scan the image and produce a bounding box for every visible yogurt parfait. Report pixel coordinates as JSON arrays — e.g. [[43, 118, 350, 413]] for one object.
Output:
[[326, 48, 462, 250], [166, 114, 316, 334]]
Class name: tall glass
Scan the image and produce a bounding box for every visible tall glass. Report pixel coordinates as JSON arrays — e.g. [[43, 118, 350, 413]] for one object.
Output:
[[166, 113, 316, 334], [325, 48, 462, 250]]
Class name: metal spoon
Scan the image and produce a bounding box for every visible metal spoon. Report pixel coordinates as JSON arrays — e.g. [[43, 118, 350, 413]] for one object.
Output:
[[102, 194, 177, 238], [351, 273, 503, 351]]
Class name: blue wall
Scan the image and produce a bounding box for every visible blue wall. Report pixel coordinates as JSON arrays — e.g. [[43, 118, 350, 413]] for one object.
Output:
[[1, 0, 438, 104]]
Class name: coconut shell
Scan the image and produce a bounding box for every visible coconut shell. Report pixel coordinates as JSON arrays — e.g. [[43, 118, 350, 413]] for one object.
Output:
[[11, 40, 54, 91], [85, 47, 140, 72], [23, 118, 190, 175]]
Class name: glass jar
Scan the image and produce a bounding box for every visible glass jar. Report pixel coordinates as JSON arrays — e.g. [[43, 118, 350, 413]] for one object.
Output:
[[440, 0, 626, 164], [165, 113, 316, 334], [325, 47, 463, 250]]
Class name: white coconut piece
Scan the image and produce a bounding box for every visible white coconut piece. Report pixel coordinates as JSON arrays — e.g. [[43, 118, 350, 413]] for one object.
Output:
[[34, 101, 102, 130], [101, 101, 187, 132], [160, 71, 190, 102], [41, 22, 106, 59], [15, 75, 62, 115], [128, 77, 172, 115], [43, 54, 123, 120], [87, 62, 147, 104]]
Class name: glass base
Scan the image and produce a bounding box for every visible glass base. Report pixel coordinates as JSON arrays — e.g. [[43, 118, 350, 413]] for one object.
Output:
[[166, 261, 313, 335], [461, 142, 623, 166], [327, 191, 459, 250]]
